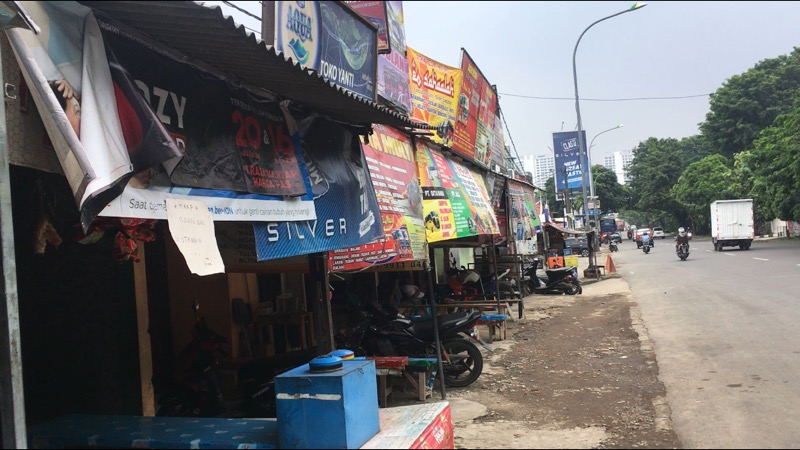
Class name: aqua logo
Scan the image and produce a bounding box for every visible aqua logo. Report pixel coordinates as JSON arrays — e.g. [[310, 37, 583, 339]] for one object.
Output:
[[287, 5, 313, 43]]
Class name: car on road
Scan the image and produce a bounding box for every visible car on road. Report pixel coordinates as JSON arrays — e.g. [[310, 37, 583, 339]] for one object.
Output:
[[653, 227, 665, 239], [564, 237, 591, 257]]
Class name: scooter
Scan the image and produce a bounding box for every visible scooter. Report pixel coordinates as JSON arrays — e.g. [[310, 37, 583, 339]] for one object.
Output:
[[609, 241, 619, 252], [677, 242, 690, 261], [642, 241, 651, 254], [523, 258, 582, 295], [337, 306, 485, 387]]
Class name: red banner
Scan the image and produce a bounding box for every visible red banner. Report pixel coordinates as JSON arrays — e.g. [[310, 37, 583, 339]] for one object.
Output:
[[328, 124, 426, 271], [452, 49, 497, 166]]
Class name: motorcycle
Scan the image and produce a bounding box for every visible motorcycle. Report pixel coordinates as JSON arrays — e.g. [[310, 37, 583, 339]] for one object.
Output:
[[157, 301, 227, 417], [457, 267, 519, 300], [336, 306, 486, 387], [677, 242, 690, 261], [642, 241, 651, 254], [609, 241, 619, 252], [523, 258, 582, 295]]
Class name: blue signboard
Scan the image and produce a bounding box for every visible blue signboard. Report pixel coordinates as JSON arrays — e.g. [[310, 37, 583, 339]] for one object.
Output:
[[276, 1, 377, 102], [253, 117, 383, 261], [552, 130, 589, 191]]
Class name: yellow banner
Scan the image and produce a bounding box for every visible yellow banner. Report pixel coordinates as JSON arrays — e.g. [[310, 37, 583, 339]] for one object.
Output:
[[407, 47, 462, 147]]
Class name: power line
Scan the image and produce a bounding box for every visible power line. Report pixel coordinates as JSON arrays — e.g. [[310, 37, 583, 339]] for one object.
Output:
[[221, 1, 262, 22], [499, 107, 525, 174], [498, 92, 712, 102]]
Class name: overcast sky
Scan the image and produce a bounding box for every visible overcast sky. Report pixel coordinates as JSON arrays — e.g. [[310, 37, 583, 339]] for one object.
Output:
[[207, 1, 800, 165]]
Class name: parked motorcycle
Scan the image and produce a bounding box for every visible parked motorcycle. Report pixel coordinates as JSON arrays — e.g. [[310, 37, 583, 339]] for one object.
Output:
[[677, 242, 690, 261], [336, 306, 485, 387], [157, 301, 227, 417], [609, 241, 619, 252], [457, 267, 519, 299], [523, 258, 582, 295]]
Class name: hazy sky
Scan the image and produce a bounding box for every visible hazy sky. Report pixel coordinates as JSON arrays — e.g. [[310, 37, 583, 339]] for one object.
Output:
[[207, 1, 800, 165]]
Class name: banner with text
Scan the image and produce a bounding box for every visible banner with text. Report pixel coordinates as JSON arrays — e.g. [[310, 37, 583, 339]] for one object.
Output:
[[344, 1, 391, 54], [416, 139, 498, 243], [275, 0, 377, 101], [329, 123, 426, 271], [407, 47, 461, 147], [253, 117, 383, 260], [452, 49, 496, 166], [552, 130, 589, 191], [376, 1, 411, 114], [508, 180, 541, 255]]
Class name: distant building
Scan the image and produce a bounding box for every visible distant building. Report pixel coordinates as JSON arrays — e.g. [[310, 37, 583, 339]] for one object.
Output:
[[602, 150, 634, 184], [522, 154, 555, 189]]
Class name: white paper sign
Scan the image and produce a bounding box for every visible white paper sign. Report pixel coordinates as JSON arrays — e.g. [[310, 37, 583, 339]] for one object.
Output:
[[166, 198, 225, 276]]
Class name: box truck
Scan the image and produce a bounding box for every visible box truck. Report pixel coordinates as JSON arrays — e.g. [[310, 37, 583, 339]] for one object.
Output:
[[710, 199, 754, 251]]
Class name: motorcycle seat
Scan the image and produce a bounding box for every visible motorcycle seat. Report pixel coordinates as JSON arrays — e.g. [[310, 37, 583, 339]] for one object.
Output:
[[411, 311, 476, 340]]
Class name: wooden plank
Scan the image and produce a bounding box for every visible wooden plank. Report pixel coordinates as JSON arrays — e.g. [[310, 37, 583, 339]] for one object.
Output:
[[132, 242, 155, 416]]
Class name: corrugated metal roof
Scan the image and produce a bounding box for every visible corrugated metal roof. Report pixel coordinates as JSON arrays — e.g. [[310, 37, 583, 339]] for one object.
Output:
[[76, 1, 428, 130]]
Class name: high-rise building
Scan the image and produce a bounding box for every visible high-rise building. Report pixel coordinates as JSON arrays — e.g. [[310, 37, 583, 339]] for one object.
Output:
[[522, 154, 555, 189], [602, 150, 634, 184]]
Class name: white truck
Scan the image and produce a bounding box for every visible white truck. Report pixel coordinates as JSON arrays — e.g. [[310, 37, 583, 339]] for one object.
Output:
[[710, 199, 755, 251]]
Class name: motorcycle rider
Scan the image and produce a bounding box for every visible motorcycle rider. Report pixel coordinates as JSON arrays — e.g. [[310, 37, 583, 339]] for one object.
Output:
[[641, 231, 652, 249], [675, 227, 690, 251]]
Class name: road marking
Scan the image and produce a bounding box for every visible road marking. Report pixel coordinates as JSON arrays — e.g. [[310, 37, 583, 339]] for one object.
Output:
[[725, 253, 736, 256], [753, 258, 769, 261]]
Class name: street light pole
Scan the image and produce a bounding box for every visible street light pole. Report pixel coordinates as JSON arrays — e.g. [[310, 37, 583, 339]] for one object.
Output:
[[588, 123, 623, 199], [573, 2, 646, 228]]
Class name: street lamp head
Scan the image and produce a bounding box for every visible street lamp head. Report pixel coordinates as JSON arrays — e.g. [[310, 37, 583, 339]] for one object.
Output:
[[630, 2, 648, 11]]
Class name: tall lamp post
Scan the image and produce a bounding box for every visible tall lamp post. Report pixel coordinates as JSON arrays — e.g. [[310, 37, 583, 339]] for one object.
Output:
[[588, 123, 623, 200], [573, 2, 646, 229]]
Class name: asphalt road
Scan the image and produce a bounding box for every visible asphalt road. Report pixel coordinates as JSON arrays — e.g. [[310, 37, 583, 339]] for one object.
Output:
[[610, 236, 800, 448]]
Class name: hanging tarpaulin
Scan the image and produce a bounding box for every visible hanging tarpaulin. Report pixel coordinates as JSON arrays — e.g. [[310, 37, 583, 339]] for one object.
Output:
[[485, 171, 507, 246], [407, 47, 461, 147], [6, 2, 183, 231], [91, 15, 316, 222], [416, 139, 498, 243], [329, 123, 427, 271], [508, 180, 541, 255], [253, 117, 383, 261]]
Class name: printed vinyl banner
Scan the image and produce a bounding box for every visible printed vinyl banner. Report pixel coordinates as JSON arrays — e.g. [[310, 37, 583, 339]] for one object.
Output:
[[7, 2, 183, 231], [452, 49, 496, 166], [508, 180, 541, 255], [344, 1, 391, 54], [553, 130, 589, 191], [376, 1, 411, 114], [253, 118, 383, 261], [275, 0, 377, 101], [329, 123, 426, 271], [416, 139, 498, 243], [407, 47, 461, 147]]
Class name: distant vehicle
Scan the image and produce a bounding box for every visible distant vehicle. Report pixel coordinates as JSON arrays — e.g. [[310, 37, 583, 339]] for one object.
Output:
[[652, 227, 665, 239], [635, 228, 654, 249], [710, 199, 754, 251], [564, 237, 590, 257], [615, 219, 625, 232], [609, 232, 623, 243], [599, 216, 617, 234]]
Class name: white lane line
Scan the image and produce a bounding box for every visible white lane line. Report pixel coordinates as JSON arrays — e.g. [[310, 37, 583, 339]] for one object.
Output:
[[753, 257, 769, 261], [725, 253, 737, 256]]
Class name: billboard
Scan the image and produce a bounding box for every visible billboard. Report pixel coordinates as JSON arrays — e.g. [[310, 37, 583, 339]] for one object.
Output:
[[407, 47, 461, 147], [452, 49, 496, 166], [552, 130, 589, 191], [343, 1, 391, 54], [275, 1, 378, 102], [375, 1, 411, 114]]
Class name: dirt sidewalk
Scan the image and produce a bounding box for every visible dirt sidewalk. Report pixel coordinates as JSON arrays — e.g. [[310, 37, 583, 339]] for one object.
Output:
[[390, 274, 682, 449]]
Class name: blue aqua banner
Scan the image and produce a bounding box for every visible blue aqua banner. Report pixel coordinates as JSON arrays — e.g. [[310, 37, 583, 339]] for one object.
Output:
[[552, 130, 589, 191], [253, 118, 383, 261]]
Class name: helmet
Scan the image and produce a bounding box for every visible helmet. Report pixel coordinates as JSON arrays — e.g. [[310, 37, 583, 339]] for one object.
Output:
[[678, 227, 686, 237]]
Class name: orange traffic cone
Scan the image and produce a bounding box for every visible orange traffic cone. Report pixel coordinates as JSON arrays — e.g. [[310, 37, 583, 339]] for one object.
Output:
[[605, 255, 617, 273]]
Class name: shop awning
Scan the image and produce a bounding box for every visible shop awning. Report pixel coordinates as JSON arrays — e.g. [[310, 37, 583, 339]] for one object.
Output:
[[76, 1, 430, 130], [543, 221, 590, 236]]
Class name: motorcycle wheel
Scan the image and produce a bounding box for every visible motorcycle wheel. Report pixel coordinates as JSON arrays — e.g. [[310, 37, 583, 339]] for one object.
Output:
[[441, 338, 483, 387], [562, 280, 582, 295]]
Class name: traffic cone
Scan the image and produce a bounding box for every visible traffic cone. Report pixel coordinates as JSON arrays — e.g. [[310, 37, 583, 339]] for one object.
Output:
[[605, 255, 617, 273]]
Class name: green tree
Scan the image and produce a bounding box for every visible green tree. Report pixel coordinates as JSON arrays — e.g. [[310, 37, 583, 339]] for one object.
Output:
[[670, 154, 733, 234], [591, 164, 629, 214], [542, 176, 563, 217], [700, 47, 800, 159], [746, 106, 800, 221]]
